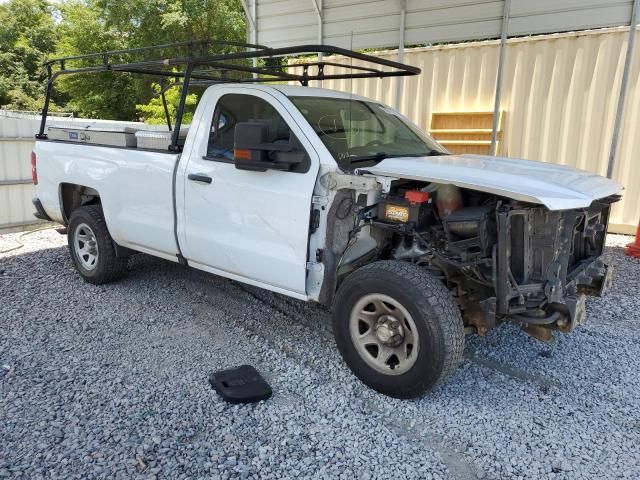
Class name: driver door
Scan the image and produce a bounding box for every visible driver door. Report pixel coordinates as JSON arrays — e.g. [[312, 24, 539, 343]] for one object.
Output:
[[179, 88, 319, 297]]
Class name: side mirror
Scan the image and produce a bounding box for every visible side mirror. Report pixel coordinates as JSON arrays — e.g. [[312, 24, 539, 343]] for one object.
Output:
[[233, 122, 305, 172]]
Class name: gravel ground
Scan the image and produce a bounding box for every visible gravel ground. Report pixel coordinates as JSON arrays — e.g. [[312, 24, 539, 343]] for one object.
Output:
[[1, 229, 639, 480]]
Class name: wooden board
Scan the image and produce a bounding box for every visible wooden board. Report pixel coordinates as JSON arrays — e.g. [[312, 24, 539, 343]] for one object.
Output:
[[429, 111, 503, 155]]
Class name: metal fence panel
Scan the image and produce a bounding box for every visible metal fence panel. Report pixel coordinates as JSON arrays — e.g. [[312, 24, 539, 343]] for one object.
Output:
[[0, 117, 39, 229]]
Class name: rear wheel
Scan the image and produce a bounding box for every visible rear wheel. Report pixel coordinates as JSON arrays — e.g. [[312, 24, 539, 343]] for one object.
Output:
[[333, 261, 464, 398], [67, 205, 128, 284]]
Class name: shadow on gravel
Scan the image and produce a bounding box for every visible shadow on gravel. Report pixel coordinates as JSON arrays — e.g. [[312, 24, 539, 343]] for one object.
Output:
[[0, 246, 575, 391], [2, 243, 629, 395]]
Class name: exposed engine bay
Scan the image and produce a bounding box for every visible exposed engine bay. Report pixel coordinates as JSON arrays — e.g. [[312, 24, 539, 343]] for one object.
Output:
[[319, 177, 619, 339]]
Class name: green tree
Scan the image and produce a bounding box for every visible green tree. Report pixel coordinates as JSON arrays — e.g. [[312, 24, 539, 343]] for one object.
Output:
[[55, 0, 138, 119], [55, 0, 245, 120], [135, 79, 198, 125], [94, 0, 245, 48], [0, 0, 246, 120], [0, 0, 58, 111]]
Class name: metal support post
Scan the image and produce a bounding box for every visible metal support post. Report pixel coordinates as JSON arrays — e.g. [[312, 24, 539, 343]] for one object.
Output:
[[395, 0, 407, 110], [36, 66, 54, 138], [607, 0, 639, 179], [490, 0, 511, 156], [170, 64, 193, 152], [312, 0, 323, 86], [240, 0, 258, 76]]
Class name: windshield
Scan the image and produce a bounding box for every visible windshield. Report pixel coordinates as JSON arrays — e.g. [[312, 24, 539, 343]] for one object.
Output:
[[289, 96, 447, 169]]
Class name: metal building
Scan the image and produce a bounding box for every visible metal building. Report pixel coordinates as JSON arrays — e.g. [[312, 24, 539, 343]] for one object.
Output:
[[1, 1, 638, 232], [241, 0, 639, 233]]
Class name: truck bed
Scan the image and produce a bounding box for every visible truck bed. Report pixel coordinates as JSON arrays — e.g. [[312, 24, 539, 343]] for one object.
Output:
[[35, 140, 180, 259]]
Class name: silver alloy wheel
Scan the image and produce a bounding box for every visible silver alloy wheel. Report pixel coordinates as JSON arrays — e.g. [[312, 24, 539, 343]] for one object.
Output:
[[74, 222, 99, 271], [349, 293, 420, 375]]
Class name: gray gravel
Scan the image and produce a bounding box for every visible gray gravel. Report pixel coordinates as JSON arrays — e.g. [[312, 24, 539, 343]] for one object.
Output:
[[1, 229, 639, 479]]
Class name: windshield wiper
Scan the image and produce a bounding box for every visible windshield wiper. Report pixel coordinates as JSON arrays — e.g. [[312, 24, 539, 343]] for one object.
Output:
[[398, 151, 447, 157], [348, 152, 389, 163], [349, 150, 446, 163]]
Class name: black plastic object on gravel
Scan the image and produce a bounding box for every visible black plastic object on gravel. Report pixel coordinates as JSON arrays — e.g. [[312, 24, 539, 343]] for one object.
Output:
[[209, 365, 272, 404]]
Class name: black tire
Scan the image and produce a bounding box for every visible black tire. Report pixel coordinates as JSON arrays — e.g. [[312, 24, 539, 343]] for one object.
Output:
[[67, 205, 128, 284], [333, 260, 464, 398]]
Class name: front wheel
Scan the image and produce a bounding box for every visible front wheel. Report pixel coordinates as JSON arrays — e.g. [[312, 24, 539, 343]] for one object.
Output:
[[67, 205, 128, 284], [333, 261, 464, 398]]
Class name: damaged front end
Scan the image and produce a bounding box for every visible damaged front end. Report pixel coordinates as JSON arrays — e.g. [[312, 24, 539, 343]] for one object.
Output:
[[490, 197, 618, 336], [422, 194, 621, 339], [316, 164, 621, 340], [353, 181, 621, 338]]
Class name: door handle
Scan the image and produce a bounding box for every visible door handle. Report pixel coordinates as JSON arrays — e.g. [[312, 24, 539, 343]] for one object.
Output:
[[188, 173, 213, 184]]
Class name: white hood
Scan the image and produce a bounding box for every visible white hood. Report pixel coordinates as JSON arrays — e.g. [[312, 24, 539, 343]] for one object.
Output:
[[361, 154, 623, 210]]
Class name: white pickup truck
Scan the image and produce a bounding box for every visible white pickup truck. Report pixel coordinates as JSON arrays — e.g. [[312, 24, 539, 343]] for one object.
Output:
[[32, 43, 623, 398]]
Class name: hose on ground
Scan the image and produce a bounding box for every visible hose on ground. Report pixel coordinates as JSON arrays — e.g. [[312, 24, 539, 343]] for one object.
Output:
[[0, 224, 59, 255]]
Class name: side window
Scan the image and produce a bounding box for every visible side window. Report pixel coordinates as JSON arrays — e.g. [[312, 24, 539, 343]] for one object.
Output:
[[207, 94, 295, 162]]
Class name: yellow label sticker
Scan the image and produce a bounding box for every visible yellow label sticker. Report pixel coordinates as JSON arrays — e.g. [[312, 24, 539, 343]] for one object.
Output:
[[385, 205, 409, 222]]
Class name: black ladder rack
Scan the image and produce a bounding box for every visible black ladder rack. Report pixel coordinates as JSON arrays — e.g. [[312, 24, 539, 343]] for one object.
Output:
[[37, 40, 421, 151]]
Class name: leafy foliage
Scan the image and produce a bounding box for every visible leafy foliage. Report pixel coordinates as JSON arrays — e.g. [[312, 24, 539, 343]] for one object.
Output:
[[0, 0, 245, 120], [135, 79, 198, 125], [93, 0, 245, 48], [0, 0, 58, 110], [54, 0, 139, 119]]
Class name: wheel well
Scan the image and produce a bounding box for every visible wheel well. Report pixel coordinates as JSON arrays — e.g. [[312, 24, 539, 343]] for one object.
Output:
[[59, 183, 101, 225]]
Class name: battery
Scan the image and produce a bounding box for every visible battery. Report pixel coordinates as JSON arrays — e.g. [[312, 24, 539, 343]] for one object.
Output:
[[377, 194, 432, 226]]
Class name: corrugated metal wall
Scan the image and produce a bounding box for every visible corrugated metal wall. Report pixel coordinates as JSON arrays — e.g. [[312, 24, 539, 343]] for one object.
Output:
[[0, 114, 152, 231], [314, 27, 639, 233], [0, 116, 41, 230], [253, 0, 634, 49]]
